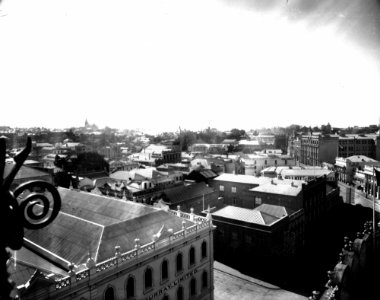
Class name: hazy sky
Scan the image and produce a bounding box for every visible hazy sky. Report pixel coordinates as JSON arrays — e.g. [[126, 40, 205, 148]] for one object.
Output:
[[1, 0, 380, 133]]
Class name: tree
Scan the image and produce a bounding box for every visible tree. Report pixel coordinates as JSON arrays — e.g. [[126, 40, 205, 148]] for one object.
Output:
[[227, 128, 246, 141]]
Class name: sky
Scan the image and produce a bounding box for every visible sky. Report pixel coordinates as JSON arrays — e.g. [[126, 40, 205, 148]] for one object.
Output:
[[1, 0, 380, 134]]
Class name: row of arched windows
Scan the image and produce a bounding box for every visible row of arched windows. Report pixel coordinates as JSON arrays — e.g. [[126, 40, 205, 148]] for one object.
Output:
[[104, 241, 208, 300], [105, 272, 208, 300]]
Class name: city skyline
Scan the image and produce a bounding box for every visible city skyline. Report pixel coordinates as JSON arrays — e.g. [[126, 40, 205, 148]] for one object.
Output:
[[1, 0, 380, 133]]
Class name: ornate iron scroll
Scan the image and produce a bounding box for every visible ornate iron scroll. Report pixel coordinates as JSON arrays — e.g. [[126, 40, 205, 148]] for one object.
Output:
[[0, 137, 61, 299]]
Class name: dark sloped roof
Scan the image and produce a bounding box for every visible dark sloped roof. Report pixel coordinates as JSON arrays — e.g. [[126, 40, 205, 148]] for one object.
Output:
[[199, 169, 218, 179], [23, 188, 193, 266], [163, 182, 215, 204], [255, 204, 294, 219], [3, 164, 50, 180], [59, 188, 154, 226], [97, 210, 193, 262], [8, 261, 37, 287], [24, 212, 103, 266]]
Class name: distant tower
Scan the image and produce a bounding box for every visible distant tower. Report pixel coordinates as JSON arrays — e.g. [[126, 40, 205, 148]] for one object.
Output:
[[85, 118, 89, 128]]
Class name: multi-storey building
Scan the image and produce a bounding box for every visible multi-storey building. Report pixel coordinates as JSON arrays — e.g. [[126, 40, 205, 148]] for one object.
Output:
[[338, 134, 380, 160], [242, 154, 295, 176], [301, 133, 380, 165], [212, 203, 305, 259], [11, 188, 215, 300], [209, 174, 271, 208], [300, 133, 339, 165], [335, 155, 380, 184]]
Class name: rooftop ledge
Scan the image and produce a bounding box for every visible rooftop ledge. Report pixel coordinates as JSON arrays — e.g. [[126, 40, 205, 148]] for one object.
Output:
[[54, 209, 213, 291]]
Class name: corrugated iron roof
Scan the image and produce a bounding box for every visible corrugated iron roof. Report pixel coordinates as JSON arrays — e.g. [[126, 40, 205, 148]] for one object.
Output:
[[23, 188, 194, 267]]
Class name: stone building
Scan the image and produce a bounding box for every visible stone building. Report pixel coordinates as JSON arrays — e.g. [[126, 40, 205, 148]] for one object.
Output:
[[10, 188, 215, 300]]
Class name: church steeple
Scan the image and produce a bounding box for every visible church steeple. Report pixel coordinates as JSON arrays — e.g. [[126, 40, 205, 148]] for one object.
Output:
[[85, 118, 89, 128]]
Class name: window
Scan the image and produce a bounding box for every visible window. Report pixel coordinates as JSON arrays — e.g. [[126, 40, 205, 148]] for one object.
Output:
[[255, 197, 262, 205], [219, 185, 224, 191], [176, 253, 183, 273], [104, 286, 115, 300], [162, 295, 169, 300], [177, 286, 184, 300], [201, 241, 207, 259], [190, 277, 197, 297], [189, 247, 195, 266], [202, 271, 208, 289], [126, 276, 135, 299], [231, 186, 236, 193], [265, 160, 267, 165], [161, 259, 169, 282], [144, 267, 153, 290]]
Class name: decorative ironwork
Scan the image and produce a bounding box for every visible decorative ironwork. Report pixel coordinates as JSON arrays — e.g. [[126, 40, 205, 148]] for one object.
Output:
[[0, 137, 61, 299]]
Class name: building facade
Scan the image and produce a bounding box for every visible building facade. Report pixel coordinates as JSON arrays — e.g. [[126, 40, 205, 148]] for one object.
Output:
[[300, 134, 339, 165], [209, 174, 271, 208]]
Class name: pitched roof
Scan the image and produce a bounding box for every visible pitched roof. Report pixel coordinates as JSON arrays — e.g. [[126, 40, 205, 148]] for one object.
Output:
[[110, 170, 133, 181], [211, 206, 279, 225], [23, 188, 194, 268], [3, 164, 50, 180], [163, 182, 215, 204], [255, 203, 294, 218]]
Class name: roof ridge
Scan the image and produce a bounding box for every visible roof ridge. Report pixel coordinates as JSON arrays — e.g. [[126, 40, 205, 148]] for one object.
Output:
[[59, 210, 105, 228], [95, 226, 104, 262]]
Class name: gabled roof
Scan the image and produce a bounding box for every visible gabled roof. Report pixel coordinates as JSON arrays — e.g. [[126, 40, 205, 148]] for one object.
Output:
[[22, 188, 195, 269], [163, 182, 215, 204], [254, 204, 294, 218], [211, 206, 280, 226]]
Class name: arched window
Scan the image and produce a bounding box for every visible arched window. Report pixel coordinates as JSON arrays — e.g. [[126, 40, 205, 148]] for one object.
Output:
[[202, 271, 208, 289], [176, 253, 183, 273], [126, 276, 135, 299], [177, 286, 184, 300], [161, 259, 169, 281], [144, 267, 153, 290], [189, 246, 195, 266], [190, 277, 196, 297], [201, 241, 207, 259], [162, 294, 169, 300], [104, 286, 115, 300]]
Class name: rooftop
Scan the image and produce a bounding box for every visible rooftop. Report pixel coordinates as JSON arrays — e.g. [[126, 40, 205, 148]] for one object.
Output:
[[163, 182, 215, 204], [213, 173, 271, 185], [23, 188, 196, 267], [214, 261, 307, 300], [347, 155, 377, 163], [3, 164, 51, 180], [211, 203, 292, 226], [250, 179, 303, 197]]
